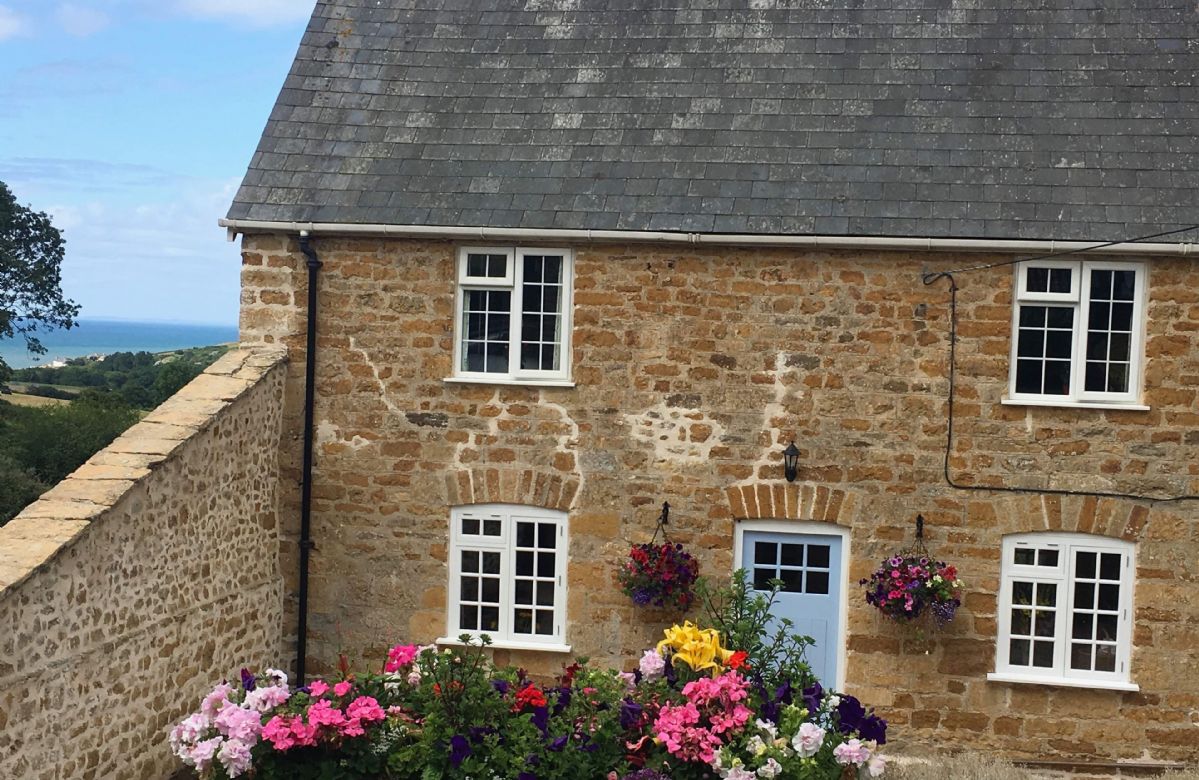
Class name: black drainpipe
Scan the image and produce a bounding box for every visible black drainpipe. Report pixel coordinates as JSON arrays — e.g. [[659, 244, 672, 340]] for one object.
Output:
[[296, 231, 322, 685]]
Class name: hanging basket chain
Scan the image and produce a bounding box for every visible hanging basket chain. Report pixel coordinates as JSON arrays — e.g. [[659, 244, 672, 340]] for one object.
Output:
[[649, 501, 671, 546]]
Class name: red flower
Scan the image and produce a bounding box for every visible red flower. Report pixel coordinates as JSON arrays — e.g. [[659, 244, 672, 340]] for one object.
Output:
[[512, 684, 547, 712], [727, 650, 750, 670]]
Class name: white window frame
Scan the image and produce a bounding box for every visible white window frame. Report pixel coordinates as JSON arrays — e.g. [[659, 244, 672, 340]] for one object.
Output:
[[439, 504, 570, 653], [449, 246, 575, 387], [990, 533, 1137, 691], [1006, 260, 1148, 409]]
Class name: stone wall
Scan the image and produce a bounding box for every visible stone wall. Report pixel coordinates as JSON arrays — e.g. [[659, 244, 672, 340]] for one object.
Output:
[[239, 234, 1199, 767], [0, 347, 288, 780]]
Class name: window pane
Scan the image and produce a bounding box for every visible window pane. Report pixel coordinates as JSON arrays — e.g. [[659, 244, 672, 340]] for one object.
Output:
[[755, 542, 776, 565], [1076, 551, 1097, 579], [1098, 583, 1120, 611], [543, 256, 563, 284], [537, 551, 556, 577], [1043, 360, 1071, 395], [1109, 332, 1130, 362], [537, 580, 554, 606], [1035, 583, 1057, 607], [1011, 609, 1031, 635], [482, 551, 500, 575], [1089, 301, 1111, 329], [524, 256, 543, 283], [516, 522, 534, 548], [1073, 582, 1095, 610], [1026, 267, 1049, 292], [1072, 612, 1093, 640], [540, 344, 557, 370], [1010, 638, 1030, 666], [1095, 644, 1116, 672], [520, 343, 539, 371], [1049, 267, 1072, 293], [461, 550, 479, 573], [1100, 553, 1121, 581], [465, 341, 486, 372], [460, 605, 478, 630], [481, 578, 500, 603], [1107, 363, 1129, 393], [1033, 640, 1054, 668], [535, 610, 554, 635], [1085, 362, 1107, 393], [1090, 269, 1112, 298], [481, 606, 499, 631], [1017, 329, 1044, 358], [538, 523, 556, 548], [467, 254, 488, 277], [1014, 548, 1035, 565], [1070, 643, 1092, 670], [1019, 306, 1046, 327], [806, 571, 830, 594], [1047, 308, 1074, 329], [516, 551, 534, 576], [1112, 270, 1136, 301], [462, 517, 480, 535], [780, 544, 803, 567], [542, 285, 561, 314], [1034, 611, 1055, 637], [484, 340, 509, 373], [1012, 581, 1034, 606], [514, 579, 533, 605], [461, 576, 478, 601], [483, 519, 502, 536], [1086, 332, 1108, 361], [522, 285, 541, 313], [514, 608, 532, 634], [486, 254, 507, 278], [1037, 549, 1059, 567], [808, 545, 831, 568], [1097, 613, 1118, 640], [1015, 360, 1042, 393], [467, 311, 486, 340]]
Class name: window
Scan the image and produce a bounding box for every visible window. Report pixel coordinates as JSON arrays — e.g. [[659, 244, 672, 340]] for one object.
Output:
[[991, 533, 1136, 690], [1008, 260, 1146, 406], [452, 247, 574, 385], [444, 505, 568, 649], [751, 539, 832, 594]]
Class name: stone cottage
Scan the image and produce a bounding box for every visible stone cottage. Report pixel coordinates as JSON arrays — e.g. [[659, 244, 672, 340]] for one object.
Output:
[[221, 0, 1199, 772]]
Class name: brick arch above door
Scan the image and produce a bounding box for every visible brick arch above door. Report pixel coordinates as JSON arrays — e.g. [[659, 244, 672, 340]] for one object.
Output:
[[725, 481, 861, 526]]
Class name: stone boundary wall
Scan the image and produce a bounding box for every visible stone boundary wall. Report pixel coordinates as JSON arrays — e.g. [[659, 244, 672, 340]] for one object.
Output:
[[0, 347, 288, 780]]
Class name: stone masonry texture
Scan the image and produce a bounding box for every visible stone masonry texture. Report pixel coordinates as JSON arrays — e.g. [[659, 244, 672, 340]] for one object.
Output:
[[0, 347, 288, 780], [239, 234, 1199, 767]]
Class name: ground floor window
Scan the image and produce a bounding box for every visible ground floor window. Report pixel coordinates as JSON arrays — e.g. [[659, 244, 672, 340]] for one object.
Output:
[[446, 504, 567, 648], [992, 533, 1135, 690]]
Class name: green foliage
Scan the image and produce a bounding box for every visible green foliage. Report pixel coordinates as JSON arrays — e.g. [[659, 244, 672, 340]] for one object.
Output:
[[695, 569, 816, 692], [0, 393, 139, 524], [17, 384, 77, 400], [0, 450, 49, 525], [11, 345, 224, 410], [0, 181, 80, 378]]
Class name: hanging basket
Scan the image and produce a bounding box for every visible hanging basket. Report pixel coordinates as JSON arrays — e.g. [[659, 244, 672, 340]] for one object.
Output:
[[859, 515, 963, 627], [617, 502, 699, 611]]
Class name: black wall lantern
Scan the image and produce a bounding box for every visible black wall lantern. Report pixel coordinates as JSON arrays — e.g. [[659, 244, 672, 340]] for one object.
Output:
[[783, 441, 800, 482]]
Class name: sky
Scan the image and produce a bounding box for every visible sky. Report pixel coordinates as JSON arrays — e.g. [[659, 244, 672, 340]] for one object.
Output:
[[0, 0, 312, 326]]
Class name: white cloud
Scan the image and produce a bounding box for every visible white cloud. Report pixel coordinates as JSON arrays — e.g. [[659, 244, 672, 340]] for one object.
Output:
[[174, 0, 313, 28], [55, 3, 110, 37], [0, 5, 32, 40]]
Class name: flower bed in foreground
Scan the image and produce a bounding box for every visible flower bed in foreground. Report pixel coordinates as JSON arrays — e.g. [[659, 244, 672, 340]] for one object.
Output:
[[171, 576, 888, 780]]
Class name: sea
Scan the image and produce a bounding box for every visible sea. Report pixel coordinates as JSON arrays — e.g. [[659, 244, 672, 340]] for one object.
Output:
[[0, 319, 239, 369]]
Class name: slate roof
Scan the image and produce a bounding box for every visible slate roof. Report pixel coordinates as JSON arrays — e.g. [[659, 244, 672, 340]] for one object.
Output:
[[227, 0, 1199, 243]]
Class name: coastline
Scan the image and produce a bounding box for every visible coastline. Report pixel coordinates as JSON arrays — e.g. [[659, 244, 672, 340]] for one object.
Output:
[[0, 319, 239, 370]]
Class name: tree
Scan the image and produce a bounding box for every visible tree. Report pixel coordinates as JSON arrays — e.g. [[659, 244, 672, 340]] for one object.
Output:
[[0, 181, 80, 381]]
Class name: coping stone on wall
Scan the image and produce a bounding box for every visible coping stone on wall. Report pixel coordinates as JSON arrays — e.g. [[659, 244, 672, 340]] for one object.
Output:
[[0, 345, 288, 594]]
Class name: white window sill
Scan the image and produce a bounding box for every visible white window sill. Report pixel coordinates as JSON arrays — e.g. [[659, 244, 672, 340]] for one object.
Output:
[[436, 636, 573, 654], [444, 377, 575, 388], [1001, 398, 1149, 412], [987, 672, 1139, 692]]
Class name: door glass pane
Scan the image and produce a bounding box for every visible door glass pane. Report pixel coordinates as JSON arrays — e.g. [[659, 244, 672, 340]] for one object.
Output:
[[807, 545, 831, 568], [753, 568, 775, 591], [780, 544, 803, 567], [779, 569, 802, 593], [755, 542, 776, 565], [805, 571, 830, 595]]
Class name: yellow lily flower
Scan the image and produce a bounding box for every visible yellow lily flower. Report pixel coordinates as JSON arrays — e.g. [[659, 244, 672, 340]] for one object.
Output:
[[656, 622, 735, 674]]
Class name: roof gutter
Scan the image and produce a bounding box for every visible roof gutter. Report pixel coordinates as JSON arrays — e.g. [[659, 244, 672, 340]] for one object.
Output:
[[220, 218, 1195, 257]]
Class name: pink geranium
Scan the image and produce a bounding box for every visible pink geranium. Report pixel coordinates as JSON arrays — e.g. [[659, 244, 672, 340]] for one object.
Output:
[[308, 680, 330, 697], [653, 670, 752, 765], [347, 696, 386, 723], [384, 643, 420, 672], [333, 681, 353, 697]]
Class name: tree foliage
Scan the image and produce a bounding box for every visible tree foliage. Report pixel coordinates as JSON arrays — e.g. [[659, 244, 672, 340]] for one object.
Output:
[[0, 181, 80, 380]]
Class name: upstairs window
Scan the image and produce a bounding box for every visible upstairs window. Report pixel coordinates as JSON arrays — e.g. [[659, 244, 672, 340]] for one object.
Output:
[[452, 247, 573, 385], [445, 505, 568, 650], [991, 533, 1136, 690], [1008, 260, 1146, 406]]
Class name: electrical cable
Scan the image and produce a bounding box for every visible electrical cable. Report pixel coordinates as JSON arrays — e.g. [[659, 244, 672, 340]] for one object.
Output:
[[922, 225, 1199, 505]]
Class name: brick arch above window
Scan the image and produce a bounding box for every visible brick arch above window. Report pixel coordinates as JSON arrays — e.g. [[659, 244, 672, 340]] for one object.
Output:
[[444, 467, 580, 513], [985, 494, 1154, 542], [724, 481, 860, 525]]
